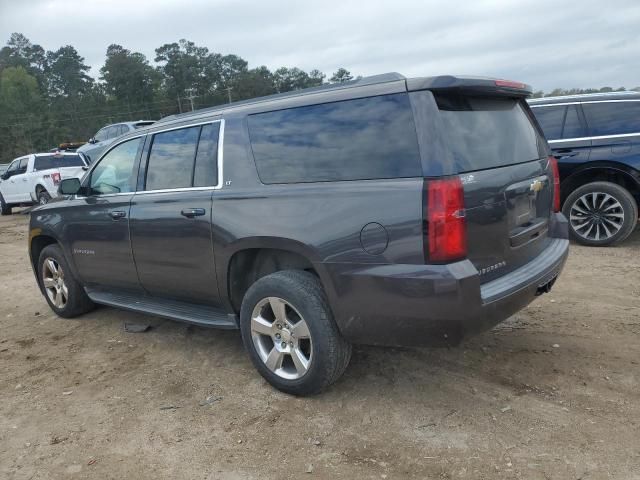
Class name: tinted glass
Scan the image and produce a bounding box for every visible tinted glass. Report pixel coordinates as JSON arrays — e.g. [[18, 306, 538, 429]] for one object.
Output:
[[34, 154, 85, 170], [583, 101, 640, 136], [107, 126, 120, 139], [563, 105, 584, 139], [193, 123, 219, 187], [6, 160, 20, 173], [94, 127, 109, 142], [248, 93, 421, 184], [436, 95, 542, 172], [146, 126, 199, 190], [532, 105, 565, 140], [90, 137, 141, 195]]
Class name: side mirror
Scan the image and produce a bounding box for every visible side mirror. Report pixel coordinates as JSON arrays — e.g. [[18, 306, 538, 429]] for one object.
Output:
[[59, 178, 82, 196], [89, 137, 97, 144]]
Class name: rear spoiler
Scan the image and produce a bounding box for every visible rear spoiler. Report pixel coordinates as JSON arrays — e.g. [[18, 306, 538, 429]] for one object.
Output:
[[407, 75, 532, 98]]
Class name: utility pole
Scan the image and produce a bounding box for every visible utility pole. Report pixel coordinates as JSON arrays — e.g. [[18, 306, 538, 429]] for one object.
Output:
[[226, 87, 233, 104], [177, 95, 182, 114], [186, 93, 196, 112]]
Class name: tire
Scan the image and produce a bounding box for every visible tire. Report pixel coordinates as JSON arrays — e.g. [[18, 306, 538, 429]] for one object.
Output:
[[38, 244, 94, 318], [240, 270, 352, 396], [0, 192, 11, 215], [562, 181, 638, 246], [37, 189, 51, 205]]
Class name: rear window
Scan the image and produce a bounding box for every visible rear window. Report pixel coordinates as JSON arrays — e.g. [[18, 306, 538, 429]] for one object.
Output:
[[436, 95, 542, 173], [248, 93, 421, 184], [583, 101, 640, 136], [34, 154, 85, 171]]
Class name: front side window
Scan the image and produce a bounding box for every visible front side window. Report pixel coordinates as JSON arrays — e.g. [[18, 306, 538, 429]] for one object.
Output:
[[17, 158, 29, 173], [583, 101, 640, 136], [532, 105, 565, 140], [5, 159, 20, 176], [89, 137, 142, 195], [248, 93, 421, 184], [145, 126, 200, 190]]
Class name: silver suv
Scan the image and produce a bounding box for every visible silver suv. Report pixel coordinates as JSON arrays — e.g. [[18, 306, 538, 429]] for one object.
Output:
[[77, 121, 155, 163]]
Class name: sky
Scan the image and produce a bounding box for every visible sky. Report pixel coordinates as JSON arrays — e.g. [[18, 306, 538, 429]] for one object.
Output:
[[0, 0, 639, 92]]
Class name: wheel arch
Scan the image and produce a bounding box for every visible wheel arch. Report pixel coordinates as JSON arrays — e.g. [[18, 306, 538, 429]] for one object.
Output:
[[221, 238, 333, 314], [561, 162, 640, 207]]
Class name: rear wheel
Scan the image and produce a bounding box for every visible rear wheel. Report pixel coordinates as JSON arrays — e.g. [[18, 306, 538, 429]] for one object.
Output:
[[563, 181, 638, 246], [240, 270, 351, 395], [38, 244, 94, 318], [37, 189, 51, 205], [0, 193, 11, 215]]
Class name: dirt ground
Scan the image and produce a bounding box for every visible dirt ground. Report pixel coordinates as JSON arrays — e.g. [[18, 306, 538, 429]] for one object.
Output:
[[0, 211, 639, 480]]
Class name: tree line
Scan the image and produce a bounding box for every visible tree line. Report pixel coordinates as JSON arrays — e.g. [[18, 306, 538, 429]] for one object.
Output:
[[1, 31, 638, 164], [0, 33, 355, 163]]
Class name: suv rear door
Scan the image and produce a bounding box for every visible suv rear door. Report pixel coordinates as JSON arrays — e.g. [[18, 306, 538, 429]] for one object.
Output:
[[582, 100, 640, 163], [129, 121, 222, 306], [426, 89, 556, 283]]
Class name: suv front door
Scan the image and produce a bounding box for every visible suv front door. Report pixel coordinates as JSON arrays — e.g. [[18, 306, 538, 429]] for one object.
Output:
[[67, 136, 145, 291], [129, 122, 222, 306]]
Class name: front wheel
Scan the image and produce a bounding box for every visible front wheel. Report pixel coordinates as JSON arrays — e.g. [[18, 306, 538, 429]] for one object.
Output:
[[0, 192, 11, 215], [38, 244, 94, 318], [37, 190, 52, 205], [240, 270, 351, 395], [563, 181, 638, 246]]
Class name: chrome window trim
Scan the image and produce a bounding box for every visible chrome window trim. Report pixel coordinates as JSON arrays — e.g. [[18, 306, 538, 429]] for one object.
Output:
[[75, 118, 225, 199], [531, 99, 640, 108], [548, 132, 640, 144]]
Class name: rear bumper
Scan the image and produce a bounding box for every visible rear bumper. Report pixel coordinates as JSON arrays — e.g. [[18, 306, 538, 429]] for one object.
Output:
[[325, 213, 569, 347]]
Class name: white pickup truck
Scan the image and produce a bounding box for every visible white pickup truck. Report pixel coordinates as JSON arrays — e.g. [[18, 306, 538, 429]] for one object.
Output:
[[0, 152, 87, 215]]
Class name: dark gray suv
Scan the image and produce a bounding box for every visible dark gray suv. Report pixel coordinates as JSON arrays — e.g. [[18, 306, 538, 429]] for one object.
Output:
[[29, 73, 569, 395]]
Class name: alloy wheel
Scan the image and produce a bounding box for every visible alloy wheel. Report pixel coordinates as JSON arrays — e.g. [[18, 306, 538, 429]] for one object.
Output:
[[42, 257, 68, 309], [569, 192, 624, 242], [250, 297, 312, 380]]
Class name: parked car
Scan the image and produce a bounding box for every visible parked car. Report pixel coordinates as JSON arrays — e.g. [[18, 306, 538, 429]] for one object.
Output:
[[529, 92, 640, 246], [29, 73, 569, 395], [77, 120, 155, 163], [0, 152, 87, 214]]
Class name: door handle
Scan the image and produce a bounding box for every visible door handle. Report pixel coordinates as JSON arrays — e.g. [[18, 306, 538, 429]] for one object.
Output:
[[181, 208, 206, 218], [554, 150, 578, 158], [109, 210, 126, 220]]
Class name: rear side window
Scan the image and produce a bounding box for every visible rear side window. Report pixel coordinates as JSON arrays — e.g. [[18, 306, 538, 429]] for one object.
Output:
[[248, 93, 421, 184], [144, 122, 220, 190], [34, 154, 85, 170], [583, 101, 640, 136], [435, 95, 542, 172], [532, 105, 564, 140]]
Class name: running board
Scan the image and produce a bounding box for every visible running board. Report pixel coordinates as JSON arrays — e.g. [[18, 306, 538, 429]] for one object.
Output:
[[85, 288, 238, 329]]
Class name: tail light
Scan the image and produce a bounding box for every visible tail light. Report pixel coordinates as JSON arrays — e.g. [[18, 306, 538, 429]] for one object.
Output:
[[548, 156, 560, 212], [51, 172, 61, 185], [425, 177, 467, 263]]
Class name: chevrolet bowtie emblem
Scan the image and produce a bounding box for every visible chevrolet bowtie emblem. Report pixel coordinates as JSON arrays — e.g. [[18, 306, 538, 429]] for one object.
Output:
[[530, 179, 544, 193]]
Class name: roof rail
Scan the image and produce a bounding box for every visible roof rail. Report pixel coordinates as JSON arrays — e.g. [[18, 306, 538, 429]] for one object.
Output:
[[529, 91, 640, 102]]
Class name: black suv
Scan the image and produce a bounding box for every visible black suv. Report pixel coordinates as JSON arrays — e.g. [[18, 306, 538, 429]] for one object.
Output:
[[529, 92, 640, 246], [29, 74, 569, 395]]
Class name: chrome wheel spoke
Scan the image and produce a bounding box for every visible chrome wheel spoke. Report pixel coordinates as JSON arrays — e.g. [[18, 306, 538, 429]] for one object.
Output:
[[251, 315, 273, 336], [291, 320, 310, 339], [42, 257, 68, 309], [291, 347, 310, 375], [43, 278, 56, 289], [265, 347, 284, 372], [269, 297, 287, 324]]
